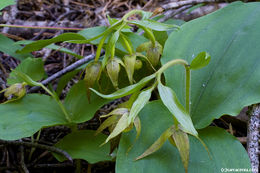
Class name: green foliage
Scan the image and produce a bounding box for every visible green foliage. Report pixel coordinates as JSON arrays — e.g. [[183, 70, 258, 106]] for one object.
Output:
[[0, 34, 32, 61], [0, 0, 15, 13], [0, 3, 258, 172], [162, 1, 260, 129], [7, 57, 45, 85], [53, 130, 112, 163], [116, 101, 251, 173]]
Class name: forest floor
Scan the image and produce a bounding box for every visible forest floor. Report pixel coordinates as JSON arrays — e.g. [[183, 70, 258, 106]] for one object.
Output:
[[0, 0, 252, 172]]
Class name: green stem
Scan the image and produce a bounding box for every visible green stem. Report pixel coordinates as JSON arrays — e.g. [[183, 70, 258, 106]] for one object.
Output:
[[95, 33, 109, 61], [141, 27, 156, 47], [185, 67, 191, 113], [121, 34, 133, 55], [41, 85, 71, 122], [0, 24, 83, 31], [122, 10, 144, 20]]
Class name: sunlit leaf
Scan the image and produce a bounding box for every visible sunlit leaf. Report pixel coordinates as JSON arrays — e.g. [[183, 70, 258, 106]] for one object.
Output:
[[95, 114, 121, 135], [90, 74, 155, 100], [129, 19, 179, 31], [135, 126, 174, 160], [128, 87, 153, 124], [158, 83, 198, 136], [105, 113, 129, 143]]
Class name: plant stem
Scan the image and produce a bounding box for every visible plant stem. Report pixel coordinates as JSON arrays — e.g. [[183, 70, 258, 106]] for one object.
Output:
[[156, 59, 188, 75], [41, 85, 71, 122], [121, 34, 133, 55], [122, 10, 144, 20], [95, 33, 109, 61], [185, 67, 191, 113], [0, 24, 83, 31], [141, 27, 156, 47]]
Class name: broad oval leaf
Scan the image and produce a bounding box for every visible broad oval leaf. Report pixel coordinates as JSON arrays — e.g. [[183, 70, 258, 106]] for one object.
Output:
[[0, 94, 67, 140], [90, 74, 155, 100], [7, 57, 45, 85], [53, 130, 112, 163], [190, 52, 211, 70], [116, 100, 251, 173], [64, 81, 109, 123], [158, 83, 198, 136], [162, 1, 260, 129]]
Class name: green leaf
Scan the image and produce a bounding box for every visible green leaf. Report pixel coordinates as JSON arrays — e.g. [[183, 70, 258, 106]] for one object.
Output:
[[0, 0, 14, 11], [158, 83, 198, 136], [56, 69, 80, 96], [17, 33, 85, 54], [53, 130, 111, 163], [105, 113, 129, 143], [190, 52, 211, 70], [16, 40, 83, 59], [128, 88, 152, 124], [95, 114, 121, 135], [0, 94, 67, 140], [135, 126, 174, 160], [171, 130, 190, 173], [129, 19, 179, 31], [78, 26, 107, 44], [0, 34, 32, 61], [90, 74, 155, 100], [7, 57, 45, 85], [64, 81, 109, 123], [116, 100, 251, 173], [162, 1, 260, 129]]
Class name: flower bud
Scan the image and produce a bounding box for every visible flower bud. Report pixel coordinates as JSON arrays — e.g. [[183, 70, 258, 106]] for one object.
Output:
[[84, 61, 102, 100], [106, 58, 121, 89], [136, 42, 150, 52], [146, 41, 163, 67], [4, 83, 26, 100], [134, 59, 143, 70], [123, 55, 136, 84]]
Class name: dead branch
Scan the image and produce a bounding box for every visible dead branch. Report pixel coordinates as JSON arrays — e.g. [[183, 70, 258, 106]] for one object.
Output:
[[247, 104, 260, 173]]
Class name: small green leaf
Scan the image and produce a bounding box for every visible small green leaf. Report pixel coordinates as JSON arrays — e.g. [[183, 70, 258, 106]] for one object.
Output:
[[135, 126, 174, 160], [78, 26, 107, 45], [129, 19, 179, 31], [95, 114, 121, 135], [90, 74, 155, 100], [128, 88, 153, 124], [100, 108, 129, 118], [0, 34, 32, 61], [158, 83, 198, 136], [3, 83, 26, 101], [105, 113, 129, 143], [18, 33, 85, 53], [171, 129, 190, 173], [16, 41, 83, 59], [190, 52, 211, 70], [7, 57, 45, 85], [54, 130, 111, 163]]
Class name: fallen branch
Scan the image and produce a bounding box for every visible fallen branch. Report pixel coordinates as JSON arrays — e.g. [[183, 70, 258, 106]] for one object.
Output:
[[0, 139, 73, 163], [161, 0, 221, 10], [247, 104, 260, 173], [29, 53, 96, 93]]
